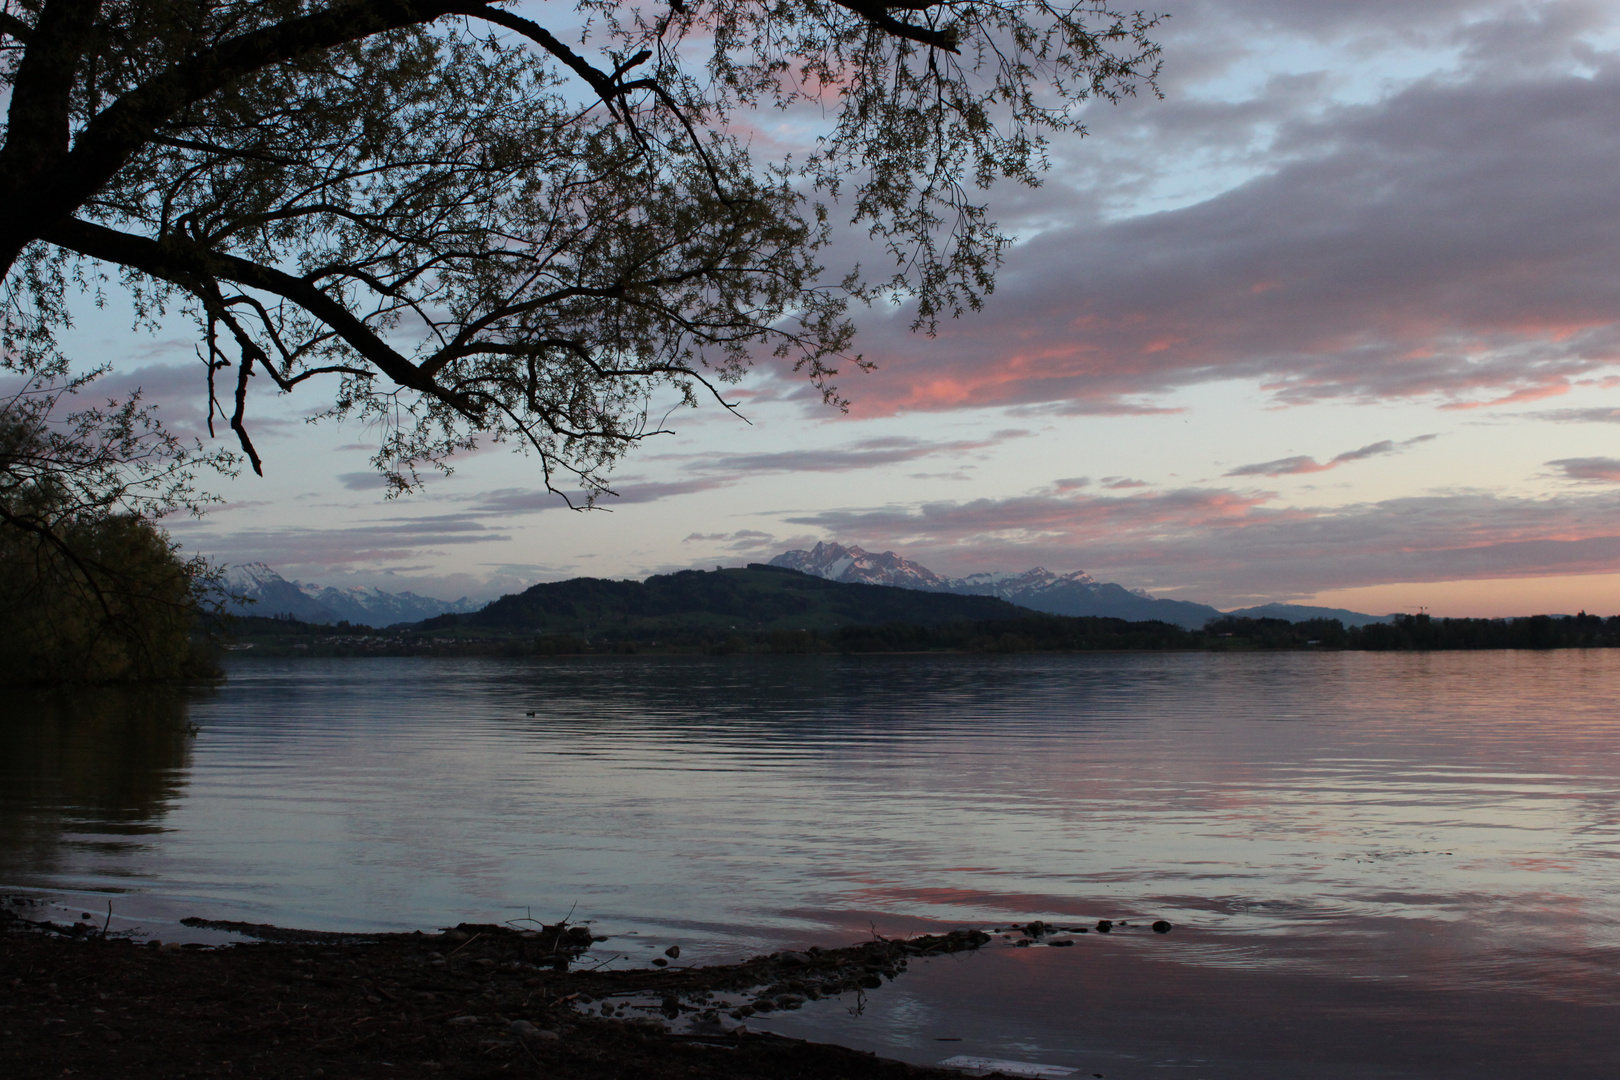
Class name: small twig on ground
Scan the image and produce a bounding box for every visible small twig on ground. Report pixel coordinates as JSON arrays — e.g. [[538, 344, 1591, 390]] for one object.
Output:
[[446, 932, 483, 958]]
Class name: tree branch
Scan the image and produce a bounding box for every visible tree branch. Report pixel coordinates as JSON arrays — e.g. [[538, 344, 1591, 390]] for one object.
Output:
[[1, 0, 469, 272], [0, 10, 32, 42], [831, 0, 960, 52], [41, 216, 479, 414]]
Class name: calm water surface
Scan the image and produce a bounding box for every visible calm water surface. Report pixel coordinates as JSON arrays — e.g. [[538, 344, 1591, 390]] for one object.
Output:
[[4, 651, 1619, 1078]]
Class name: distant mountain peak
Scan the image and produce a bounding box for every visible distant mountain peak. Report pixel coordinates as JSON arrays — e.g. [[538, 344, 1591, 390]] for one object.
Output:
[[768, 541, 1388, 629], [770, 544, 1101, 598], [769, 541, 1221, 628], [216, 564, 482, 627], [769, 542, 950, 589]]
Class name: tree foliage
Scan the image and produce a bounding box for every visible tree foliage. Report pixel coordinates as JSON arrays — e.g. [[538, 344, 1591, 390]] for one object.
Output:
[[2, 0, 1161, 498], [0, 376, 223, 682]]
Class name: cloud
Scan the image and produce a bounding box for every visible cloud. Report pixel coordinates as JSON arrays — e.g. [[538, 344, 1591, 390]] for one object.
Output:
[[1549, 457, 1620, 482], [792, 23, 1620, 418], [669, 434, 1022, 476], [680, 529, 780, 553], [1226, 455, 1327, 478], [466, 477, 734, 514], [781, 484, 1620, 605], [338, 471, 389, 491], [171, 513, 509, 572], [1225, 435, 1435, 477], [1528, 407, 1620, 423]]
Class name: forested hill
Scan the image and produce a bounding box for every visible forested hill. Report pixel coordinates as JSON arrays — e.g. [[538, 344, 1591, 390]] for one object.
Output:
[[461, 564, 1028, 633]]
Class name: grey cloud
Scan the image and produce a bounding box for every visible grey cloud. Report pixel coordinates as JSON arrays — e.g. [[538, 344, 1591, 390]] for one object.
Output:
[[173, 513, 507, 570], [468, 477, 734, 514], [1527, 407, 1620, 423], [1227, 455, 1325, 478], [1225, 436, 1434, 477], [821, 33, 1620, 417], [1332, 440, 1398, 463], [338, 472, 389, 491], [680, 529, 779, 553], [1549, 457, 1620, 482], [783, 486, 1620, 606], [1167, 0, 1560, 41], [681, 435, 1012, 476]]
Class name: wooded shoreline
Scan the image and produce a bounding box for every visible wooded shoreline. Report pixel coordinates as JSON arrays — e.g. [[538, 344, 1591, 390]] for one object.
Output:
[[215, 610, 1620, 659]]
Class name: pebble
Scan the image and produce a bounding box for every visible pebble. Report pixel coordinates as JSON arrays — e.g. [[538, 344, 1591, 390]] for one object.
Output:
[[1152, 920, 1173, 934], [1095, 920, 1113, 933], [664, 945, 681, 959], [509, 1020, 557, 1040], [447, 1015, 480, 1026]]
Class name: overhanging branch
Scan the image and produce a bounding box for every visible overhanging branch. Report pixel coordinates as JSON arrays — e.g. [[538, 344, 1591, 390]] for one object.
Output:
[[41, 216, 479, 415]]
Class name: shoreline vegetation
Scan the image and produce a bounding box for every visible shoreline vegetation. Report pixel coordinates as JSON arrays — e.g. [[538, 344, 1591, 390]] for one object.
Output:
[[2, 899, 1026, 1080], [215, 609, 1620, 659], [8, 562, 1620, 685], [217, 566, 1620, 659], [205, 566, 1620, 660]]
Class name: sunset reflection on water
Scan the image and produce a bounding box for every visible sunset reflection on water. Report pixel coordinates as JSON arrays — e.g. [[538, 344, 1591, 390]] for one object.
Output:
[[4, 651, 1618, 1077]]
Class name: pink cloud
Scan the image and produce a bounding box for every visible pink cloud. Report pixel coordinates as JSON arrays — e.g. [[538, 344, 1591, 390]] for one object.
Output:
[[776, 60, 1620, 418]]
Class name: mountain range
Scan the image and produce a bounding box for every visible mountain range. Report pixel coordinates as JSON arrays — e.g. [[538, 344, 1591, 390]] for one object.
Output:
[[464, 564, 1025, 634], [219, 563, 482, 626], [767, 542, 1389, 630], [218, 544, 1388, 631]]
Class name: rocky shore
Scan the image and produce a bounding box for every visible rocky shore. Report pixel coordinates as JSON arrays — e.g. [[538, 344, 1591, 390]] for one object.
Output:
[[2, 903, 997, 1080]]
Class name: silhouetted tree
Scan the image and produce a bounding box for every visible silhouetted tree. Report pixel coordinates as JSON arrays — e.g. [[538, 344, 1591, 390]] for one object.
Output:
[[2, 0, 1160, 499]]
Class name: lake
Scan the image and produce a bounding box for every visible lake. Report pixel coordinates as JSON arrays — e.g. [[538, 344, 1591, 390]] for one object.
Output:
[[4, 651, 1619, 1078]]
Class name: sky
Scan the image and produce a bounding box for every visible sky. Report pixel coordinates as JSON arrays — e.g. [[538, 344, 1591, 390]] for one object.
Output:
[[62, 0, 1620, 616]]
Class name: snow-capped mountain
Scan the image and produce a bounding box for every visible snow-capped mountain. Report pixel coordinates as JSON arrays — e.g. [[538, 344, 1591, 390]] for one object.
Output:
[[768, 542, 952, 589], [768, 542, 1219, 627], [218, 563, 483, 626], [767, 542, 1388, 629]]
